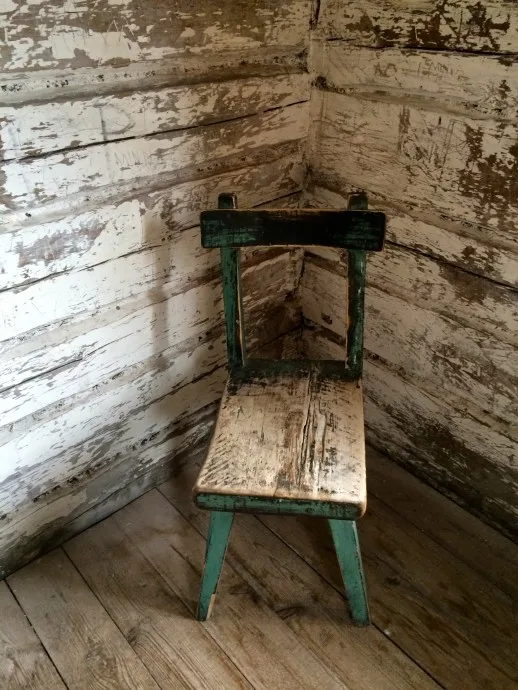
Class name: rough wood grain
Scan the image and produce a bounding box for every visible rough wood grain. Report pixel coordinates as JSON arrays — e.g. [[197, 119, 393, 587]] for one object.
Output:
[[260, 509, 518, 689], [8, 549, 161, 690], [302, 257, 518, 425], [364, 357, 518, 538], [317, 43, 518, 121], [0, 0, 310, 73], [160, 481, 440, 690], [0, 48, 306, 107], [1, 74, 308, 160], [318, 91, 518, 244], [195, 372, 365, 509], [1, 102, 307, 213], [317, 0, 518, 52], [306, 183, 518, 289], [302, 325, 518, 539], [0, 250, 301, 428], [0, 157, 301, 291], [115, 490, 346, 690], [0, 405, 216, 579], [65, 518, 252, 690], [0, 581, 65, 690]]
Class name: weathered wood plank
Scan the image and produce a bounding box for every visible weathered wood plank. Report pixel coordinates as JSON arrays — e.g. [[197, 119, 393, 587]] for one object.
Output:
[[77, 491, 345, 690], [0, 158, 301, 291], [0, 250, 301, 427], [306, 182, 518, 289], [0, 404, 216, 579], [8, 549, 162, 689], [318, 91, 518, 245], [303, 244, 518, 348], [316, 43, 518, 121], [160, 480, 441, 690], [66, 518, 252, 689], [317, 0, 518, 52], [363, 357, 518, 538], [0, 581, 65, 690], [1, 74, 308, 160], [302, 327, 518, 537], [302, 258, 518, 425], [195, 372, 365, 509], [0, 315, 300, 576], [0, 102, 307, 212], [260, 509, 518, 689], [0, 272, 299, 515], [0, 0, 310, 73], [366, 446, 518, 601], [0, 48, 305, 106]]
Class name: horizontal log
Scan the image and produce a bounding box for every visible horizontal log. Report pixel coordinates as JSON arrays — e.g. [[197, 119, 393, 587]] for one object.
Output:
[[0, 404, 216, 578], [0, 102, 308, 212], [0, 0, 310, 73], [302, 258, 518, 424], [0, 155, 301, 290], [0, 251, 302, 429], [1, 73, 309, 160], [303, 243, 518, 346], [0, 49, 305, 107], [317, 0, 518, 52], [364, 358, 518, 540], [316, 43, 518, 121], [317, 92, 518, 245], [306, 182, 518, 289]]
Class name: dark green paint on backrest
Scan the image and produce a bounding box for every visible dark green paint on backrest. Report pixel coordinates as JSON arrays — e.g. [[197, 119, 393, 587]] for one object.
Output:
[[201, 208, 385, 251], [203, 193, 385, 379]]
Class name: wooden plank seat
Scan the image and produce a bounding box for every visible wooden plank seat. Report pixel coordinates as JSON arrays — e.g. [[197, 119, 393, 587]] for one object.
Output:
[[194, 371, 365, 519], [194, 192, 386, 625]]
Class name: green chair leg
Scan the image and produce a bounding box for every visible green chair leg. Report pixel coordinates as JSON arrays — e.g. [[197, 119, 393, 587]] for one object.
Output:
[[328, 519, 370, 626], [197, 511, 234, 621]]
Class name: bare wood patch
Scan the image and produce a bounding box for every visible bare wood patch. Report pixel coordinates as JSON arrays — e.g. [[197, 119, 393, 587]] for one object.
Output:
[[316, 43, 518, 121], [0, 0, 310, 73], [317, 92, 518, 243], [1, 74, 309, 161], [317, 0, 518, 53]]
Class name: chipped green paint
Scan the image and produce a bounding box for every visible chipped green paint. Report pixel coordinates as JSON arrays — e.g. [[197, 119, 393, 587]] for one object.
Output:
[[347, 193, 368, 377], [195, 493, 362, 519], [218, 194, 246, 369], [197, 511, 234, 621], [329, 519, 370, 625]]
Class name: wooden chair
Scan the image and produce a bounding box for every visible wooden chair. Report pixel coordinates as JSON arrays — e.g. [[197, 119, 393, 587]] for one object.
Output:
[[193, 192, 386, 624]]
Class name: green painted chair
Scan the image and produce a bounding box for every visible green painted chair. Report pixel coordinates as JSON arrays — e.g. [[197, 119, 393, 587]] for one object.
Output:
[[194, 192, 386, 624]]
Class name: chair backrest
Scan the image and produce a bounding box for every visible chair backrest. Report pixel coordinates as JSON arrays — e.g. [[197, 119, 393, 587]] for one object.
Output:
[[200, 193, 386, 380]]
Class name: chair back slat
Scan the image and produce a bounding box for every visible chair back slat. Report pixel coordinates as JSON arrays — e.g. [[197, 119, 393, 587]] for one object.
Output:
[[201, 208, 385, 251], [203, 192, 386, 379]]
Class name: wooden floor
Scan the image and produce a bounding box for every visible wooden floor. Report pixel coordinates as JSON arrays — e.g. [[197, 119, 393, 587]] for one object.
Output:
[[2, 448, 517, 690]]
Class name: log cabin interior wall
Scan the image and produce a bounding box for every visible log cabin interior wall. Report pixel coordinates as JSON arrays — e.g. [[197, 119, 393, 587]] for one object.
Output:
[[303, 0, 518, 540], [0, 0, 311, 576], [1, 0, 517, 577]]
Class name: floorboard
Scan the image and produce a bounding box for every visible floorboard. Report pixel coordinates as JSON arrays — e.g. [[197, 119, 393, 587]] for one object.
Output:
[[367, 446, 518, 600], [0, 581, 65, 690], [8, 550, 160, 690], [116, 490, 346, 690], [2, 448, 517, 690]]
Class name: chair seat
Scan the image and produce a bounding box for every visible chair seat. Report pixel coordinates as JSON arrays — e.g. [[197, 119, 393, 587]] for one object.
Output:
[[194, 371, 366, 518]]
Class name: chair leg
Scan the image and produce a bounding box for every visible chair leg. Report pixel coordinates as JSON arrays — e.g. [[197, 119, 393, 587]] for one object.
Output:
[[328, 519, 370, 626], [197, 511, 234, 621]]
